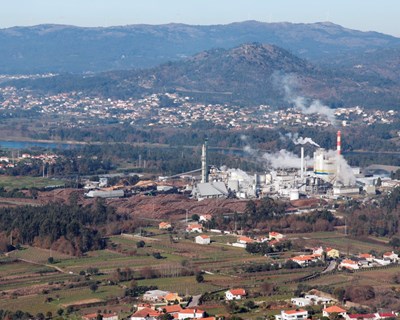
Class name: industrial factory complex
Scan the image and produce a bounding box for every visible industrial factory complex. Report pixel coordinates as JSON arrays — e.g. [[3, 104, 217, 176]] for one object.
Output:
[[84, 131, 398, 202]]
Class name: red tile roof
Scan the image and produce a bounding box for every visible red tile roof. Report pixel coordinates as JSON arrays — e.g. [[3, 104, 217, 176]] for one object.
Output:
[[324, 306, 346, 313], [229, 288, 246, 296]]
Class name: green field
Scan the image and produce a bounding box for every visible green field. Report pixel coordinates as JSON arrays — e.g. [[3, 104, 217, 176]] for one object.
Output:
[[0, 175, 64, 190]]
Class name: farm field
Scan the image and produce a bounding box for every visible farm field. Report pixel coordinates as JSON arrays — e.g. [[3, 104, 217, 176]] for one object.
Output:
[[0, 175, 64, 190], [0, 227, 399, 318]]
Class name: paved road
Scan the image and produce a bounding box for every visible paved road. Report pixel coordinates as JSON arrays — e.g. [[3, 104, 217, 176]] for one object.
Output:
[[188, 294, 202, 308], [322, 260, 337, 274]]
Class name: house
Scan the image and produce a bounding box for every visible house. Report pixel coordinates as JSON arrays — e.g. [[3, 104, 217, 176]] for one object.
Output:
[[358, 253, 375, 262], [339, 259, 359, 270], [291, 297, 313, 307], [383, 251, 399, 262], [256, 235, 269, 243], [291, 254, 320, 267], [304, 294, 333, 305], [163, 292, 183, 304], [312, 246, 324, 255], [83, 313, 118, 320], [323, 306, 347, 318], [159, 222, 172, 230], [195, 235, 211, 245], [275, 309, 308, 320], [186, 223, 203, 233], [143, 290, 170, 302], [376, 312, 397, 319], [158, 304, 183, 315], [269, 231, 284, 241], [237, 236, 255, 245], [326, 248, 340, 259], [199, 214, 212, 222], [130, 307, 161, 320], [177, 308, 205, 319], [225, 288, 246, 300]]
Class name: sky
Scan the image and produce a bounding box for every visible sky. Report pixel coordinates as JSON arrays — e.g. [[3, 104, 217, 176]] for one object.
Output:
[[1, 0, 399, 37]]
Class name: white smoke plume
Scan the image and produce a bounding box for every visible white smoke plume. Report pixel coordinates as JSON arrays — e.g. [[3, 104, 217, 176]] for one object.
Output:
[[293, 136, 320, 147], [326, 150, 356, 186], [262, 149, 312, 169], [277, 73, 337, 125]]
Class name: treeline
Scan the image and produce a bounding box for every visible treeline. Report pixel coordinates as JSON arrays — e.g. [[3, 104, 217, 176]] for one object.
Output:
[[349, 187, 400, 237], [0, 199, 124, 255]]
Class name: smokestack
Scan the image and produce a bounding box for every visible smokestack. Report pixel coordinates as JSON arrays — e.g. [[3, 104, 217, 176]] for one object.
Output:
[[300, 147, 304, 180], [201, 139, 209, 183], [337, 130, 341, 155]]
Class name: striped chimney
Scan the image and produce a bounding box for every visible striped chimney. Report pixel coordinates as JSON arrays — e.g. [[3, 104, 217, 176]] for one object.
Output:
[[337, 130, 341, 155]]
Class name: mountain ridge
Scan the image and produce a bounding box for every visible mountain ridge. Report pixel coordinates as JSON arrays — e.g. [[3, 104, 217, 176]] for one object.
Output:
[[1, 21, 399, 74]]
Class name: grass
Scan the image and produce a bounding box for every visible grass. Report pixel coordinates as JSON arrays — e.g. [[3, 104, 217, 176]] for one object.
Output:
[[0, 175, 64, 190]]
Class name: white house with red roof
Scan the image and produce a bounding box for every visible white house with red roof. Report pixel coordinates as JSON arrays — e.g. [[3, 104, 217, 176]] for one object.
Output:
[[275, 309, 308, 320], [186, 223, 203, 233], [225, 288, 246, 300], [130, 307, 160, 320], [323, 306, 347, 318], [383, 251, 399, 262], [339, 259, 359, 270], [237, 236, 255, 245], [269, 231, 284, 241], [291, 254, 321, 267], [358, 253, 375, 262], [157, 304, 183, 315], [177, 308, 205, 319], [159, 222, 172, 230], [195, 235, 211, 245], [345, 314, 376, 320], [199, 214, 212, 222]]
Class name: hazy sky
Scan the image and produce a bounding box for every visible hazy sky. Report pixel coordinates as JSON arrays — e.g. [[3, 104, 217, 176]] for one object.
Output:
[[1, 0, 399, 36]]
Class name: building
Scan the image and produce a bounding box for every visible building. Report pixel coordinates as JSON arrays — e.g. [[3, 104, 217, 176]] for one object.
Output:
[[225, 288, 246, 300], [192, 181, 228, 200], [159, 222, 172, 230], [130, 307, 160, 320], [164, 292, 183, 304], [358, 253, 375, 262], [383, 251, 399, 262], [291, 254, 321, 267], [269, 232, 284, 241], [195, 235, 211, 245], [326, 248, 340, 259], [323, 306, 347, 318], [275, 309, 308, 320], [158, 304, 183, 315], [186, 223, 203, 233], [177, 308, 205, 320], [142, 290, 170, 302], [339, 259, 359, 270], [199, 214, 212, 222], [237, 236, 255, 245], [291, 298, 313, 307], [83, 313, 118, 320]]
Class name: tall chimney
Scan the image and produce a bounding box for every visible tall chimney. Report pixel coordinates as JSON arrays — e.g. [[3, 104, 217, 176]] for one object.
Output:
[[201, 139, 208, 183], [300, 147, 304, 180], [337, 130, 341, 155]]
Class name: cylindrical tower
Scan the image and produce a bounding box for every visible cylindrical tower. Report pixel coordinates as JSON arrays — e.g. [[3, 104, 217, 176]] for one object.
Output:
[[337, 130, 341, 155], [201, 139, 209, 183]]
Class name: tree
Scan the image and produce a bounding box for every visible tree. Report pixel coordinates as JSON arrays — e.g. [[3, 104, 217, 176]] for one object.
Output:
[[47, 257, 54, 264], [195, 272, 204, 283], [90, 282, 99, 293], [136, 240, 145, 248], [244, 300, 256, 310], [389, 237, 400, 250], [56, 309, 64, 316], [191, 214, 200, 221]]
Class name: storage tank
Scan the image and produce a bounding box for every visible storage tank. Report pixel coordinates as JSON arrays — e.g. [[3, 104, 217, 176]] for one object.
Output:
[[289, 189, 300, 201]]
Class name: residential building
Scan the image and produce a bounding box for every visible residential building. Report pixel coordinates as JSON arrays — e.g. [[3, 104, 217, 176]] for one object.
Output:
[[177, 308, 205, 319], [195, 235, 211, 245], [326, 248, 340, 259], [186, 224, 203, 233], [291, 254, 320, 267], [130, 307, 160, 320], [225, 288, 246, 300], [323, 306, 347, 318], [339, 259, 359, 270], [383, 251, 399, 262], [159, 222, 172, 230], [83, 313, 118, 320], [269, 232, 284, 240], [275, 309, 308, 320], [199, 214, 212, 222]]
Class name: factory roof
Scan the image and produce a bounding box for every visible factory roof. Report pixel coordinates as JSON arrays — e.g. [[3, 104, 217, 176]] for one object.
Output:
[[194, 181, 228, 197]]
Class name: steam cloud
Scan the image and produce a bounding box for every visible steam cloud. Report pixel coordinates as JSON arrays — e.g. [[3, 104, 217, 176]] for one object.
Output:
[[277, 73, 337, 125]]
